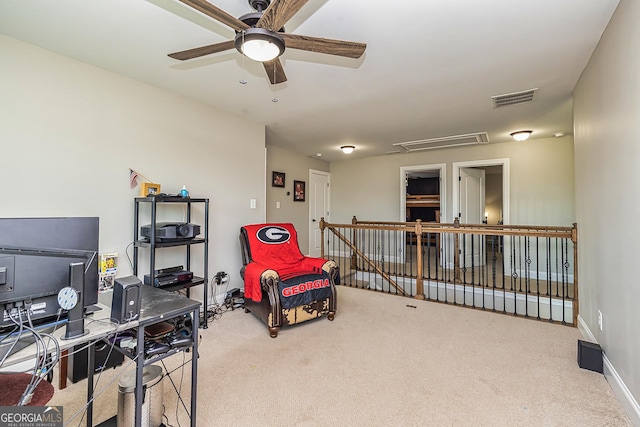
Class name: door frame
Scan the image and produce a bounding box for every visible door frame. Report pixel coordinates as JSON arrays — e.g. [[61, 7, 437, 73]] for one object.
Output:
[[452, 158, 509, 225], [399, 163, 447, 223], [399, 164, 446, 264], [308, 169, 330, 256]]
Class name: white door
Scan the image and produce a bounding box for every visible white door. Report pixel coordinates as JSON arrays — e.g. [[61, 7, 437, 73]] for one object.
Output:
[[309, 170, 330, 257], [459, 167, 485, 266]]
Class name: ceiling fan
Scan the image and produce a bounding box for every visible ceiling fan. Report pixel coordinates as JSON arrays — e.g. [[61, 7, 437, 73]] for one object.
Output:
[[168, 0, 367, 84]]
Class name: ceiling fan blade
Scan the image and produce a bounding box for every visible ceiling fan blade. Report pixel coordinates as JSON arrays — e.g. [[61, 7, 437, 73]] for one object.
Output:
[[282, 34, 366, 59], [168, 40, 236, 60], [178, 0, 249, 32], [257, 0, 309, 32], [263, 58, 287, 84]]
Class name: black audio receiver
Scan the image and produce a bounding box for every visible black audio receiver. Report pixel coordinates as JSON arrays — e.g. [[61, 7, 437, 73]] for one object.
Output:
[[143, 270, 194, 287]]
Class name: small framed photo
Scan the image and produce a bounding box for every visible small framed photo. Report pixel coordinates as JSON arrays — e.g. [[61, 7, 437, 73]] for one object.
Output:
[[272, 171, 285, 188], [141, 182, 161, 196], [293, 180, 305, 202]]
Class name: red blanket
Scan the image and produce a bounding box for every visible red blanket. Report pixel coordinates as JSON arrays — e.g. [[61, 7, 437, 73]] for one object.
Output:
[[242, 223, 327, 303]]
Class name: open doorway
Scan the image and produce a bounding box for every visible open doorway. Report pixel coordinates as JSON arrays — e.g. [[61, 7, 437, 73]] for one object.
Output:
[[452, 159, 509, 226], [452, 159, 509, 269], [399, 164, 446, 264], [399, 163, 447, 224]]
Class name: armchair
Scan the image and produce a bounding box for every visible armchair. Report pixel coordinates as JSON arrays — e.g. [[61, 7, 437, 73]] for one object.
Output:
[[239, 223, 338, 338]]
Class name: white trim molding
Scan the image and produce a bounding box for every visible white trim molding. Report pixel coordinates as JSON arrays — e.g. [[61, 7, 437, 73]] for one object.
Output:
[[578, 315, 640, 426]]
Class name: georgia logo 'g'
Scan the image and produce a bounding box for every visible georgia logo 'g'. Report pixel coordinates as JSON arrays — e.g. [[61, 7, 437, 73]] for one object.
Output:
[[256, 226, 291, 244]]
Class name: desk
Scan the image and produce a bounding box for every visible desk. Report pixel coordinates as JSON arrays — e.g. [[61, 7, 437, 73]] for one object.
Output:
[[2, 285, 200, 427], [114, 286, 200, 427]]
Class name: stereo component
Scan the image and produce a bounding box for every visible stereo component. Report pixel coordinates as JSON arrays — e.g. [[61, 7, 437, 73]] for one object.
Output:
[[140, 222, 200, 242], [143, 270, 193, 287]]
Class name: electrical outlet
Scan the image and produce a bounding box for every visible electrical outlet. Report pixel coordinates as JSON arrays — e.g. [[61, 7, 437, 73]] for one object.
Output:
[[598, 310, 603, 331], [214, 271, 230, 285]]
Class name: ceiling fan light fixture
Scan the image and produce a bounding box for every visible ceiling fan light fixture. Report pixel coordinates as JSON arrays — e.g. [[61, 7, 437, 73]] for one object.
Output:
[[510, 130, 532, 142], [340, 145, 355, 154], [235, 28, 285, 62]]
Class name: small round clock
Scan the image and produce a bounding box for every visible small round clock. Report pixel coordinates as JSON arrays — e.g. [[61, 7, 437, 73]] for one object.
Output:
[[57, 286, 79, 310]]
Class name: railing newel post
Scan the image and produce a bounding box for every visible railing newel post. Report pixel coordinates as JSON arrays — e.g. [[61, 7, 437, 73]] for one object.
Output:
[[319, 217, 326, 259], [454, 217, 461, 283], [415, 219, 425, 299], [351, 216, 358, 269]]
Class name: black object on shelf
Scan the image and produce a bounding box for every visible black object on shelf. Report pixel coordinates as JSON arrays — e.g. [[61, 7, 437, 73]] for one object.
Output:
[[133, 196, 209, 328], [67, 343, 124, 383]]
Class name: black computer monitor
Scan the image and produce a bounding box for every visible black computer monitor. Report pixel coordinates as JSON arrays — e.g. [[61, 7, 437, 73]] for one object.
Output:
[[0, 217, 99, 329]]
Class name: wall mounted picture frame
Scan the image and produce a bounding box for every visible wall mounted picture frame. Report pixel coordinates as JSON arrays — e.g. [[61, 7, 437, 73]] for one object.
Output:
[[141, 182, 161, 196], [293, 180, 305, 202], [272, 171, 285, 187]]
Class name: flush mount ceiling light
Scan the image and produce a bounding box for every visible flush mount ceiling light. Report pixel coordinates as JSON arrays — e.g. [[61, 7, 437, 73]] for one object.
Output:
[[510, 130, 532, 142], [340, 145, 355, 154], [235, 28, 285, 62]]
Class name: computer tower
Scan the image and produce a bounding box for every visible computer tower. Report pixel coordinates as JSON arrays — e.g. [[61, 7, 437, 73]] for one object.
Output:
[[67, 343, 124, 383]]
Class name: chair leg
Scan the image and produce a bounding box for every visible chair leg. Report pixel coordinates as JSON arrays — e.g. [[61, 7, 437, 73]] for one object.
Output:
[[328, 312, 335, 321], [269, 326, 279, 338]]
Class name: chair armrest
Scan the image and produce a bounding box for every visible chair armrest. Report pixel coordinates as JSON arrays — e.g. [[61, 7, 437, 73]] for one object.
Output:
[[260, 269, 280, 291], [239, 228, 252, 266], [322, 260, 340, 286], [321, 260, 337, 274]]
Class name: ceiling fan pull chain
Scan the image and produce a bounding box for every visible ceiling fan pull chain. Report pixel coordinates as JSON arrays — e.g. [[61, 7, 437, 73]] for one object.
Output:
[[272, 62, 278, 102], [239, 31, 247, 84]]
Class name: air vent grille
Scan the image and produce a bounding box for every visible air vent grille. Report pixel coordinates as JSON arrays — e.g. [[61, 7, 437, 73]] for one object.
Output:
[[492, 88, 537, 108], [393, 132, 489, 152]]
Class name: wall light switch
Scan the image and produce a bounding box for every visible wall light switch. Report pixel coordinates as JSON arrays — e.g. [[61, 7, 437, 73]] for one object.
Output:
[[276, 201, 281, 209], [250, 199, 256, 209]]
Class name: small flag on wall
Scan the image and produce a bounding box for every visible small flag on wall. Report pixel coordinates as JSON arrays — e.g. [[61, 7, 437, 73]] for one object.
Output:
[[130, 169, 139, 188]]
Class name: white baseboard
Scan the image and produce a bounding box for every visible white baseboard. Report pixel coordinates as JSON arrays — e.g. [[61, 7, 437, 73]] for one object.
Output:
[[577, 314, 597, 342], [577, 315, 640, 426]]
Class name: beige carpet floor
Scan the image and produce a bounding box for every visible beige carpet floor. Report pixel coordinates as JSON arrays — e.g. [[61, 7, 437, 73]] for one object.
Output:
[[50, 285, 631, 426]]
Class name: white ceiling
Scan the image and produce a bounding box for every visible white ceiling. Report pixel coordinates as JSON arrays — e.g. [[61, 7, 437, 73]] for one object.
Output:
[[0, 0, 619, 162]]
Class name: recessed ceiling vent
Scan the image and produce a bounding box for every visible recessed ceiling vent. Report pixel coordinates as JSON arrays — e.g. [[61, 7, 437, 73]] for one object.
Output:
[[492, 88, 538, 108], [393, 132, 489, 152]]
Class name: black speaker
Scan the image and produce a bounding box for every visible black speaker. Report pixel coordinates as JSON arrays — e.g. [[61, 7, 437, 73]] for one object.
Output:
[[67, 343, 124, 383], [577, 340, 603, 374], [111, 276, 142, 323]]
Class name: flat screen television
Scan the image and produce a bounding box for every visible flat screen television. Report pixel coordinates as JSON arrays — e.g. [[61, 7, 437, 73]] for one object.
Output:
[[0, 217, 99, 329]]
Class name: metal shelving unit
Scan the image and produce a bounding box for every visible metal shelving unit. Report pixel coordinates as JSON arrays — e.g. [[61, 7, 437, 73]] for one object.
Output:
[[133, 195, 209, 328]]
